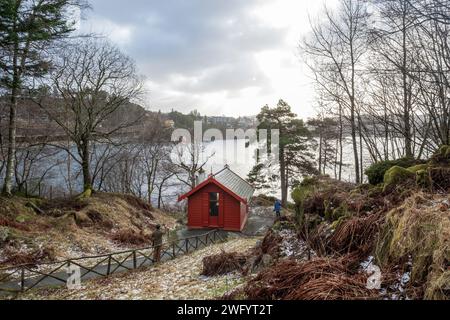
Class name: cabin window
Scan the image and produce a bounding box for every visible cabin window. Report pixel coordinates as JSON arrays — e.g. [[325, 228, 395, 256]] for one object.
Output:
[[209, 193, 219, 216]]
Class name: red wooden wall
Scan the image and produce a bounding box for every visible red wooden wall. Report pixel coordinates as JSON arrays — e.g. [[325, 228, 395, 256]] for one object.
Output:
[[187, 182, 246, 231]]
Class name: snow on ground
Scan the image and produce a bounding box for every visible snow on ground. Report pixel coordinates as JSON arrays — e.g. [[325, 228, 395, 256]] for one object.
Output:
[[360, 255, 413, 300], [278, 229, 317, 261], [16, 237, 259, 300], [249, 206, 274, 217]]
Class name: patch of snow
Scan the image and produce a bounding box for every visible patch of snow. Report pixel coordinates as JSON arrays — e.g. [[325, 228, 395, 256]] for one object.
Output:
[[360, 256, 376, 270], [278, 229, 316, 260]]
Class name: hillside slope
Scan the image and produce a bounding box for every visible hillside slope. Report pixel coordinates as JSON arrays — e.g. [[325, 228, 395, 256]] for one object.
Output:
[[0, 193, 179, 267]]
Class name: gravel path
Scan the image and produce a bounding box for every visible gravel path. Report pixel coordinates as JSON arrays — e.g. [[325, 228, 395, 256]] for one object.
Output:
[[15, 237, 259, 300]]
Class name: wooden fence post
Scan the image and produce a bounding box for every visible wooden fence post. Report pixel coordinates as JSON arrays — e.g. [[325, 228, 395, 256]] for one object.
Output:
[[133, 251, 137, 269], [107, 255, 112, 275], [172, 243, 176, 258], [186, 239, 189, 253], [20, 267, 25, 292]]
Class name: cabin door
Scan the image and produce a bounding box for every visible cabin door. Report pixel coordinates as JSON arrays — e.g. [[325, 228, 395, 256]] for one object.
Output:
[[208, 192, 220, 227]]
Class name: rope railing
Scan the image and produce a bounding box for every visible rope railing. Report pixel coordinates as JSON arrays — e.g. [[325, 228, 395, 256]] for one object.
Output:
[[0, 229, 225, 293]]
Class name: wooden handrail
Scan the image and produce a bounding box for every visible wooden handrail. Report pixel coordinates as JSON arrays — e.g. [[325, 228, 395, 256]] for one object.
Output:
[[0, 229, 221, 272]]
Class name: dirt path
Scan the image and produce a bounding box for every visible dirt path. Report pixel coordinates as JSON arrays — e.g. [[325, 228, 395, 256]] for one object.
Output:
[[15, 237, 259, 300]]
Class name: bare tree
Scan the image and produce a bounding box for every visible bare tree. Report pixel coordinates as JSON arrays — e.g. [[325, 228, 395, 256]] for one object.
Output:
[[300, 0, 370, 183], [171, 140, 214, 189], [369, 0, 422, 158], [34, 39, 144, 196]]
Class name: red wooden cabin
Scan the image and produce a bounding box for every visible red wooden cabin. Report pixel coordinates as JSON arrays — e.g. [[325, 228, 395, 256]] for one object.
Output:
[[178, 165, 255, 231]]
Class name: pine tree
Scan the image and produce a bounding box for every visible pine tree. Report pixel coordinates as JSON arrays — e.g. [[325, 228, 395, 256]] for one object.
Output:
[[0, 0, 87, 195], [252, 99, 317, 206]]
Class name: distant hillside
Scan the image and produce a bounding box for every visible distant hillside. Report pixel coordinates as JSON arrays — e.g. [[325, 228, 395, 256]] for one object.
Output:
[[0, 96, 257, 143]]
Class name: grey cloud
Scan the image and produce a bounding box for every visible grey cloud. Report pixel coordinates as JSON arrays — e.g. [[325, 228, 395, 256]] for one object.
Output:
[[81, 0, 287, 110]]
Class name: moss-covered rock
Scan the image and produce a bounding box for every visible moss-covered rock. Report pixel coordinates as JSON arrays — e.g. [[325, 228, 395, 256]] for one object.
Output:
[[383, 166, 415, 192], [407, 164, 429, 173], [365, 157, 424, 185]]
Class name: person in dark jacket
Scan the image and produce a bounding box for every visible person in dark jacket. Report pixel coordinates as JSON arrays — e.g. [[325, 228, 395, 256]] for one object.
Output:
[[151, 224, 164, 263], [274, 199, 282, 218]]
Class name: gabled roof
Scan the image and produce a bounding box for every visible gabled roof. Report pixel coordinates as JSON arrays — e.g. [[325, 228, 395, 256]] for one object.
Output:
[[178, 166, 255, 203], [213, 166, 255, 201]]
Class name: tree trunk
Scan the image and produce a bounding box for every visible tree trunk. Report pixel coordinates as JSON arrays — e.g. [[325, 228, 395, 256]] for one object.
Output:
[[338, 104, 343, 181], [402, 2, 413, 158], [157, 184, 163, 209], [147, 175, 153, 204], [2, 3, 20, 196], [350, 100, 360, 184], [3, 85, 18, 196], [349, 20, 360, 184], [359, 118, 364, 183], [80, 139, 92, 193], [318, 133, 323, 174], [279, 147, 287, 207]]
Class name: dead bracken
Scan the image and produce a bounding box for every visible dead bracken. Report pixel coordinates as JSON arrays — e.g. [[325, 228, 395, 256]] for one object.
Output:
[[201, 250, 247, 276]]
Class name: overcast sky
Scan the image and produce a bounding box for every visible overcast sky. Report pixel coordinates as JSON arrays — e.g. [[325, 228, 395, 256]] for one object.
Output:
[[78, 0, 338, 118]]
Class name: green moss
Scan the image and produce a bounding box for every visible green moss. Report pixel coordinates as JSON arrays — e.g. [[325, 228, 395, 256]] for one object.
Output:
[[291, 184, 314, 205], [76, 188, 92, 200], [368, 184, 384, 198], [365, 157, 423, 185], [415, 169, 431, 188], [330, 215, 350, 230], [292, 182, 315, 226], [332, 204, 350, 221], [407, 164, 429, 173], [383, 166, 415, 191], [15, 214, 31, 223]]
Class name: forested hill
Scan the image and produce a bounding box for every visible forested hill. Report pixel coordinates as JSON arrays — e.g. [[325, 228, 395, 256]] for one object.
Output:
[[0, 96, 256, 142]]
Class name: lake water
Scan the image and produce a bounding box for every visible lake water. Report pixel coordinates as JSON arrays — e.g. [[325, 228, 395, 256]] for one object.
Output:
[[6, 137, 414, 205]]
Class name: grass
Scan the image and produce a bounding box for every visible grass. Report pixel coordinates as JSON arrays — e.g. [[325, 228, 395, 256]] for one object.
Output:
[[375, 192, 449, 299]]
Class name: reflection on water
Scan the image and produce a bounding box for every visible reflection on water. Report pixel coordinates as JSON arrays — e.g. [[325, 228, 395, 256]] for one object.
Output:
[[4, 137, 416, 204]]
